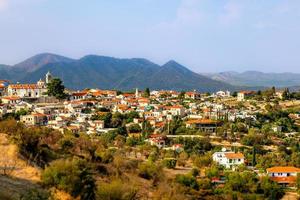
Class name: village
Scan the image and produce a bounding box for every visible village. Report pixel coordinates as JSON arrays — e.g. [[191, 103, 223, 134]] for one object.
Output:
[[0, 72, 300, 199]]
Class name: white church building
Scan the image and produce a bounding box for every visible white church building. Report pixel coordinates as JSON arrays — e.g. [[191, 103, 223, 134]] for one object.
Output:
[[7, 71, 53, 98]]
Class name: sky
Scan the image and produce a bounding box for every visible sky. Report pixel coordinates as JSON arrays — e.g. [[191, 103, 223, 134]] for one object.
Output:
[[0, 0, 300, 73]]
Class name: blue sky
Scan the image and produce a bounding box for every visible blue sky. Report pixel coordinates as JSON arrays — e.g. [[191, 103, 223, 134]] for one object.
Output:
[[0, 0, 300, 73]]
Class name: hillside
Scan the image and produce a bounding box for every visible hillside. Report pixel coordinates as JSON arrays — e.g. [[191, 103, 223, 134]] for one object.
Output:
[[4, 53, 236, 92], [203, 71, 300, 87], [0, 133, 42, 199]]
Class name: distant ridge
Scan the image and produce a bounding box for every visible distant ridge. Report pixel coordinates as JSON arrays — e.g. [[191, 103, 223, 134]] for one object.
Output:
[[13, 53, 74, 72], [202, 71, 300, 88]]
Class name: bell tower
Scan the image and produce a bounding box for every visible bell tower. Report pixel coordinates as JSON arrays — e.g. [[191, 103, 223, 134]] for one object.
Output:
[[45, 71, 53, 84]]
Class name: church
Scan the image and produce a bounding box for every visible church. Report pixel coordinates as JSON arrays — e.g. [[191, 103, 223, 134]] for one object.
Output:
[[7, 72, 53, 98]]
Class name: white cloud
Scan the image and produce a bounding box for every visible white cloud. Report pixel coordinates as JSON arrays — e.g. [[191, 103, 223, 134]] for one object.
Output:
[[219, 1, 241, 26], [151, 0, 204, 33]]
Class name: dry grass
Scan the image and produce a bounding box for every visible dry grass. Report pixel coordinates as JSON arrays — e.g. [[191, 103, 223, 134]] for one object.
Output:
[[281, 191, 299, 200], [0, 133, 42, 199], [0, 133, 41, 181]]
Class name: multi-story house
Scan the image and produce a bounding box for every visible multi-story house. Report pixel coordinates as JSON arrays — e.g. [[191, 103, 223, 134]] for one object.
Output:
[[237, 91, 255, 101], [266, 166, 300, 186], [212, 151, 245, 169]]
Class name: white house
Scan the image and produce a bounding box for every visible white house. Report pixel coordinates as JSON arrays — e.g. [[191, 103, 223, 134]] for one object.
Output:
[[216, 90, 231, 98], [213, 151, 245, 169], [237, 91, 255, 101]]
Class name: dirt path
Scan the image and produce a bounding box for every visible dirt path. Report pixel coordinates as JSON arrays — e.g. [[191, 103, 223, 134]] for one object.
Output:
[[281, 191, 299, 200]]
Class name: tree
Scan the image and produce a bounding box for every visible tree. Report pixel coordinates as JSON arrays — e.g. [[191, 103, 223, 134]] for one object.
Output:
[[252, 146, 257, 166], [178, 91, 185, 100], [143, 88, 150, 98], [282, 88, 290, 100], [232, 91, 238, 97], [46, 78, 67, 99], [259, 176, 284, 199]]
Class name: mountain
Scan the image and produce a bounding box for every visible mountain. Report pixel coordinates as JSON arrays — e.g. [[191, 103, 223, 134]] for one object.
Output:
[[1, 53, 235, 92], [13, 53, 74, 72], [0, 65, 11, 80], [203, 71, 300, 87]]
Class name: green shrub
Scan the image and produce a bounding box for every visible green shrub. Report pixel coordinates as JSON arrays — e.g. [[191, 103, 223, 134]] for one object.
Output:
[[42, 158, 96, 199], [138, 161, 162, 180], [163, 158, 177, 169], [97, 180, 137, 200], [175, 174, 199, 190], [20, 189, 50, 200]]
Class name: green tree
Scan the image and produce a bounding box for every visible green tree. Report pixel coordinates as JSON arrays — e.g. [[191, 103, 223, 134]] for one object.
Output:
[[232, 91, 238, 97], [46, 78, 67, 99], [143, 88, 150, 98], [128, 124, 142, 133]]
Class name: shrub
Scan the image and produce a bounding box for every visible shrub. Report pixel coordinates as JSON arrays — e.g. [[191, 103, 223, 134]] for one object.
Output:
[[138, 161, 162, 180], [20, 189, 50, 200], [42, 158, 96, 199], [190, 168, 199, 177], [97, 180, 137, 200], [163, 158, 177, 169], [175, 174, 199, 190]]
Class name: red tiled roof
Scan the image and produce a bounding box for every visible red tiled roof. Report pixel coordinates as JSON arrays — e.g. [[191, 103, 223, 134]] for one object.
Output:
[[186, 119, 218, 125], [1, 96, 21, 100], [72, 92, 88, 96], [239, 91, 255, 95], [224, 152, 244, 159], [267, 167, 300, 173], [9, 84, 40, 89]]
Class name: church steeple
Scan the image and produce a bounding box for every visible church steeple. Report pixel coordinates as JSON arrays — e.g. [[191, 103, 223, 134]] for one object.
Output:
[[135, 88, 139, 98], [46, 71, 53, 84]]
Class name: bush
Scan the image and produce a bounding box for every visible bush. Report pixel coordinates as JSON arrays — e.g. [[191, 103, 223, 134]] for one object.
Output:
[[138, 161, 162, 180], [175, 174, 199, 190], [97, 180, 137, 200], [42, 158, 96, 199], [95, 149, 114, 163], [193, 153, 212, 168], [163, 158, 177, 169], [20, 189, 50, 200], [190, 168, 199, 177]]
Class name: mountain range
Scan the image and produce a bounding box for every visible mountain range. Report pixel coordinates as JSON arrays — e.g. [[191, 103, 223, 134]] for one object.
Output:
[[202, 71, 300, 88], [0, 53, 239, 92], [0, 53, 298, 92]]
